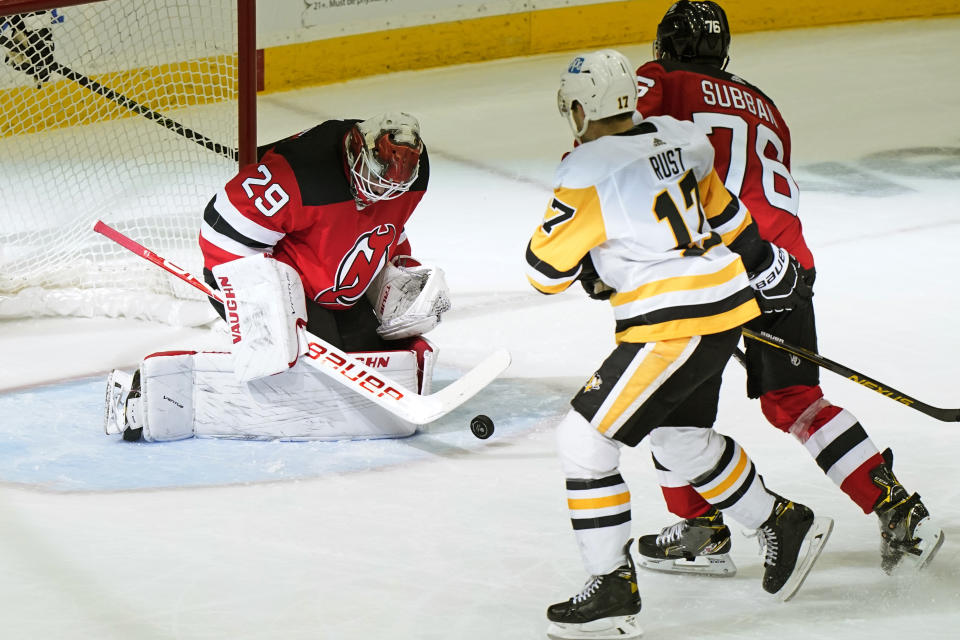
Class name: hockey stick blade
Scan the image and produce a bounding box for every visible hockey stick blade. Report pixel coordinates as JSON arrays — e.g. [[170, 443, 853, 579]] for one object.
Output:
[[742, 328, 960, 422], [93, 220, 511, 424]]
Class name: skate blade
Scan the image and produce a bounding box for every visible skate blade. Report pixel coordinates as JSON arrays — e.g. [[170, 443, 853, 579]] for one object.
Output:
[[899, 520, 945, 573], [777, 516, 833, 602], [546, 614, 643, 639], [636, 553, 736, 577]]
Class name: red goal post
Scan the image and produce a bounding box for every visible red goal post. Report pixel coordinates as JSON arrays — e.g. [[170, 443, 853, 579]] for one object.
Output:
[[0, 0, 257, 324]]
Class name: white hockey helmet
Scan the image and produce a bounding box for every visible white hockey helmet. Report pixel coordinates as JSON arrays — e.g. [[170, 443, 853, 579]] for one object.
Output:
[[345, 112, 423, 208], [557, 49, 638, 140]]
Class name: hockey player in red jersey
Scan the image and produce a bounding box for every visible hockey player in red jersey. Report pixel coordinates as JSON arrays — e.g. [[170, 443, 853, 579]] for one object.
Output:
[[103, 113, 451, 442], [632, 0, 943, 577]]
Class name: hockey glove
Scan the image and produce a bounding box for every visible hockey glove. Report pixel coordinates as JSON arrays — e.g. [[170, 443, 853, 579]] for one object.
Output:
[[366, 257, 452, 340], [748, 243, 813, 314], [578, 254, 614, 301]]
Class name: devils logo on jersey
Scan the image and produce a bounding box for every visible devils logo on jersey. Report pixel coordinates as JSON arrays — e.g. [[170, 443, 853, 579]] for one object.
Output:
[[314, 224, 397, 307]]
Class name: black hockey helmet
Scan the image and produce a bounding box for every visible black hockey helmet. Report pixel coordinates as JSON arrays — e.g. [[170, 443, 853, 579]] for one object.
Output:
[[654, 1, 731, 69]]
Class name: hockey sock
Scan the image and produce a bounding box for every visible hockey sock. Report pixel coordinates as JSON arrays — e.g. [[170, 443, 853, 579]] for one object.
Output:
[[762, 387, 882, 514], [565, 473, 633, 576], [652, 453, 714, 519]]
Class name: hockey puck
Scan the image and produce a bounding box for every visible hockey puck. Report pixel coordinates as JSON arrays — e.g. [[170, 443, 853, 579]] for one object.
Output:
[[470, 414, 494, 439]]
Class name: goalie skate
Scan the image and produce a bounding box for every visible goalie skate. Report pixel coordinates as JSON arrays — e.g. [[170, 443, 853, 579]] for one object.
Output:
[[104, 369, 134, 435], [103, 369, 143, 441]]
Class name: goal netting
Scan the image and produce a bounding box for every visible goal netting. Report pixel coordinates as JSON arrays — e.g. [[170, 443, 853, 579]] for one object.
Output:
[[0, 0, 253, 325]]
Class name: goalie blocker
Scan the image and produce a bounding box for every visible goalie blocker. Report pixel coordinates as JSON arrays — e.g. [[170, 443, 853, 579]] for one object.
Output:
[[104, 338, 437, 441]]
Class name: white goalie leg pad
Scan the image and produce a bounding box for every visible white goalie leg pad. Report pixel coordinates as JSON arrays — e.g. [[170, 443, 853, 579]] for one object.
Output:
[[366, 258, 452, 340], [212, 253, 307, 382], [127, 341, 437, 442], [193, 341, 436, 440], [137, 352, 197, 442]]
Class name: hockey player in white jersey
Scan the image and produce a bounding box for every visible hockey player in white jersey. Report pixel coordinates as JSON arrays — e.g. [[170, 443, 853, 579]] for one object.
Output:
[[526, 49, 832, 639]]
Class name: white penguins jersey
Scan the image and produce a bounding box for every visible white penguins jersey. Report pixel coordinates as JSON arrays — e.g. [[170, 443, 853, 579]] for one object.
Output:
[[526, 115, 761, 343]]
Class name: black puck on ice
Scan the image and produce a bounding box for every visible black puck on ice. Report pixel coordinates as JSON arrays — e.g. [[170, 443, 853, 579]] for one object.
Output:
[[470, 414, 495, 439]]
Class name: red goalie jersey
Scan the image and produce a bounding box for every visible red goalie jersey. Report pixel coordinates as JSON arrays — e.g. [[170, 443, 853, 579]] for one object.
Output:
[[635, 60, 813, 269], [199, 119, 429, 309]]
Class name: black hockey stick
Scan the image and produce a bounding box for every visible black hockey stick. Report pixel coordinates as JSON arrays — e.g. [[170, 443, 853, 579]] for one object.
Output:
[[0, 31, 238, 162], [736, 328, 960, 422]]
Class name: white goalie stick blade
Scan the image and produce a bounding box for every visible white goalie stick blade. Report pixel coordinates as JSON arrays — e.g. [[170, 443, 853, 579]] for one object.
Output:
[[547, 614, 643, 640], [300, 331, 511, 425], [636, 552, 736, 577], [777, 516, 833, 602]]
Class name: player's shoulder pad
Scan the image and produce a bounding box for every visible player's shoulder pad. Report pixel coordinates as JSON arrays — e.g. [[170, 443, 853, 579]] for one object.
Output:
[[635, 59, 667, 77], [636, 115, 716, 178], [554, 137, 630, 190], [257, 120, 357, 207], [657, 60, 780, 108]]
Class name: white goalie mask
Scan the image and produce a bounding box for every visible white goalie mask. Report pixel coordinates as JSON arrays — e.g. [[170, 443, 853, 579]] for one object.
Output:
[[557, 49, 638, 141], [344, 112, 423, 208]]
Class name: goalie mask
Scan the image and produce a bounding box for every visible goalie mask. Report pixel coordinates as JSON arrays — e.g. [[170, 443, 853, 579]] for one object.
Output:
[[344, 112, 423, 209], [654, 0, 731, 70], [557, 49, 637, 142]]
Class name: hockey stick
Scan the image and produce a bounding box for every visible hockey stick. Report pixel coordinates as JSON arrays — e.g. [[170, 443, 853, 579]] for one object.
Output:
[[738, 328, 960, 422], [0, 30, 238, 162], [92, 220, 511, 425]]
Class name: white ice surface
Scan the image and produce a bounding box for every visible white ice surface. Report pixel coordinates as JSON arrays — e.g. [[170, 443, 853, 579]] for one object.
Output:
[[1, 17, 959, 640]]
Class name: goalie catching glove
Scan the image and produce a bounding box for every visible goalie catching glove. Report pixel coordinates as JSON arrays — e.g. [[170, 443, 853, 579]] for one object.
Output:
[[366, 257, 451, 340], [748, 243, 813, 314]]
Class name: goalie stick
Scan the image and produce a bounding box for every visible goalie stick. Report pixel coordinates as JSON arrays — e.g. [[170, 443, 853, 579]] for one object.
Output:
[[734, 328, 960, 422], [92, 220, 511, 425]]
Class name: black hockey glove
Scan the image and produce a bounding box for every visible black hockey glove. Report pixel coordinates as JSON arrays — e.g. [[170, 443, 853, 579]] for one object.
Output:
[[748, 243, 813, 314], [1, 13, 56, 87], [578, 254, 614, 301]]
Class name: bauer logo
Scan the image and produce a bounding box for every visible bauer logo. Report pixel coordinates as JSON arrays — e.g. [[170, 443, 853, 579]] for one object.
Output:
[[306, 342, 404, 401], [568, 57, 585, 73]]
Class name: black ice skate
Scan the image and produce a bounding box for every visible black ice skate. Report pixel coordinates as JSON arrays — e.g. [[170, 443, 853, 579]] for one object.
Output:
[[546, 542, 642, 640], [871, 448, 944, 574], [635, 506, 736, 576], [103, 368, 143, 441], [752, 496, 832, 602]]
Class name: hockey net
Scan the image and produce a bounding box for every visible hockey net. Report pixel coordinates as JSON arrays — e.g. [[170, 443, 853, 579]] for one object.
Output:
[[0, 0, 255, 325]]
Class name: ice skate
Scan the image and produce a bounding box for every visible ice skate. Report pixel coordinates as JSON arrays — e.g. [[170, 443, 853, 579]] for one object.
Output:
[[546, 542, 643, 640], [103, 369, 143, 441], [751, 496, 832, 602], [635, 506, 736, 576], [871, 448, 944, 574]]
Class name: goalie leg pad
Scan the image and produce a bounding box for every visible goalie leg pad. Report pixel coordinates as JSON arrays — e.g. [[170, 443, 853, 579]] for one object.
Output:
[[193, 347, 427, 440], [135, 352, 198, 442], [114, 342, 438, 442]]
